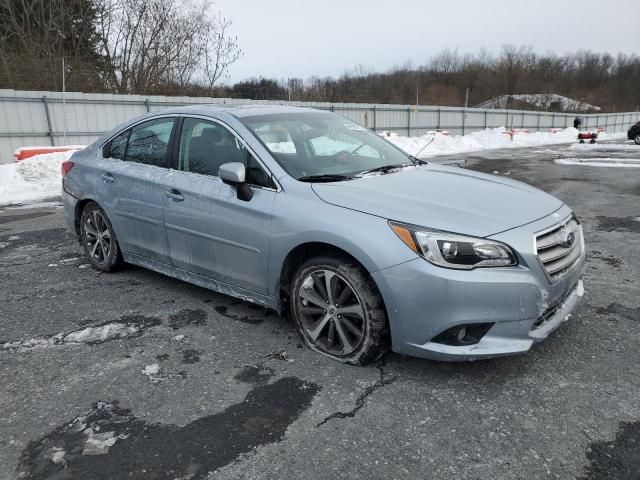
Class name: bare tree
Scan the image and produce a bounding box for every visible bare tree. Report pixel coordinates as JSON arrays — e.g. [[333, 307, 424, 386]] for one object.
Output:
[[95, 0, 241, 94], [202, 12, 242, 90]]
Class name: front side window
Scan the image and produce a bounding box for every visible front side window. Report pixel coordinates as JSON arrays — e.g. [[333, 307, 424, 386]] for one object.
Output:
[[240, 112, 412, 180], [179, 118, 276, 188], [125, 118, 175, 167]]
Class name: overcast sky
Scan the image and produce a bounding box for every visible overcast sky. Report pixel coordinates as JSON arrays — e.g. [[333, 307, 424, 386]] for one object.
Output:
[[214, 0, 639, 83]]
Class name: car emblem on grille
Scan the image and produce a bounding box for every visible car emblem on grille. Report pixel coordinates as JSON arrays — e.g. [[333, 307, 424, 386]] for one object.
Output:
[[558, 228, 575, 248]]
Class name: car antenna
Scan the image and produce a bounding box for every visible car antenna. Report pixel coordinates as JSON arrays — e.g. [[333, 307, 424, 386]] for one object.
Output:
[[413, 135, 436, 160]]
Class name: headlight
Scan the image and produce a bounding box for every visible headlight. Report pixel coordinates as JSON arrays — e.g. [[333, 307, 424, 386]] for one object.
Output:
[[389, 221, 517, 269]]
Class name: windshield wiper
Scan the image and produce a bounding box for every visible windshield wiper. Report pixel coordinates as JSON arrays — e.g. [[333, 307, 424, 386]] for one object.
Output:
[[357, 163, 410, 176], [297, 174, 354, 183], [409, 156, 428, 165]]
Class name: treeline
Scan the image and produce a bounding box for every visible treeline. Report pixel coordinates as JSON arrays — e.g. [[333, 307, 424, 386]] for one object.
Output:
[[224, 47, 640, 112], [0, 0, 241, 95], [1, 2, 638, 112]]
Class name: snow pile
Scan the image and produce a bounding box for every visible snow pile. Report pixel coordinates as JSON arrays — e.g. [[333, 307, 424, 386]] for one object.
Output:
[[2, 321, 148, 352], [384, 127, 627, 158], [0, 149, 80, 206], [509, 94, 601, 112], [64, 323, 140, 343], [476, 94, 600, 112], [555, 157, 640, 168]]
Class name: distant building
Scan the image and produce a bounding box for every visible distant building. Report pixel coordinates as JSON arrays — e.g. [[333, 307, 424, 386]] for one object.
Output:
[[475, 94, 600, 113]]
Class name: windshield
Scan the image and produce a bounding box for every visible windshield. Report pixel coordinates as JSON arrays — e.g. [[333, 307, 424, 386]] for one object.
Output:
[[239, 112, 413, 180]]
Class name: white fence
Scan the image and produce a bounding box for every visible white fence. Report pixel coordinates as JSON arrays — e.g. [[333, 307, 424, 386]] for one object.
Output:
[[1, 88, 639, 164]]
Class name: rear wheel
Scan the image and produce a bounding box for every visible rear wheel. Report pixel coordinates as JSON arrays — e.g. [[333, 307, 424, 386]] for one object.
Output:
[[80, 202, 122, 272], [290, 256, 389, 365], [635, 134, 640, 145]]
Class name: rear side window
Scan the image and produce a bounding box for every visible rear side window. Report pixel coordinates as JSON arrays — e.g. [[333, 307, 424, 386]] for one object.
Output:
[[125, 118, 175, 167]]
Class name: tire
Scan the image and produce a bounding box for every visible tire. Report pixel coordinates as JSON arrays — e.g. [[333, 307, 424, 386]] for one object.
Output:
[[79, 202, 122, 272], [635, 134, 640, 146], [290, 255, 389, 365]]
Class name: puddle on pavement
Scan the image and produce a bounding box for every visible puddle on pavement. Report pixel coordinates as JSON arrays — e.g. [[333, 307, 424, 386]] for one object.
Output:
[[596, 303, 639, 321], [0, 211, 54, 225], [213, 302, 276, 325], [234, 365, 275, 384], [596, 216, 640, 233], [581, 421, 640, 479], [168, 309, 208, 329], [17, 377, 320, 479]]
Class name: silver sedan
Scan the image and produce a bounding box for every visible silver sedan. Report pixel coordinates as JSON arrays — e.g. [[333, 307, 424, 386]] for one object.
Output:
[[61, 105, 585, 364]]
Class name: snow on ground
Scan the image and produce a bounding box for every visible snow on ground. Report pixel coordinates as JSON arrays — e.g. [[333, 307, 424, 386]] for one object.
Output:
[[2, 321, 148, 352], [384, 127, 627, 158], [554, 157, 640, 168], [0, 149, 81, 206]]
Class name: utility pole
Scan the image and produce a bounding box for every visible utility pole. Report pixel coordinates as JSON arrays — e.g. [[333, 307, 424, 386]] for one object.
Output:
[[62, 57, 67, 143]]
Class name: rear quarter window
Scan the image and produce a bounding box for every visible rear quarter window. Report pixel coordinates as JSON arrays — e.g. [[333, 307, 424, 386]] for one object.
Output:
[[102, 129, 130, 160]]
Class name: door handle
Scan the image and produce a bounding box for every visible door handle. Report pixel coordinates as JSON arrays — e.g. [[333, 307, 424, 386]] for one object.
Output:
[[101, 173, 115, 184], [165, 189, 184, 202]]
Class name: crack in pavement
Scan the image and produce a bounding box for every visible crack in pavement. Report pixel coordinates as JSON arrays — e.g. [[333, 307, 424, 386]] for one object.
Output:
[[316, 359, 396, 427]]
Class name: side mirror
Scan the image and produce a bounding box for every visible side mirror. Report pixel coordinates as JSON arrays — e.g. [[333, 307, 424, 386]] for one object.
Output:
[[219, 162, 245, 185], [219, 162, 253, 202]]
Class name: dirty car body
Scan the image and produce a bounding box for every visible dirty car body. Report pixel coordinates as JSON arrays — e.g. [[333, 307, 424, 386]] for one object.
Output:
[[62, 105, 585, 362]]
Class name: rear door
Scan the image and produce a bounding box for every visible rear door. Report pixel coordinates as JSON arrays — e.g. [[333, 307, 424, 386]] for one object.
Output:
[[163, 116, 277, 294], [98, 117, 176, 263]]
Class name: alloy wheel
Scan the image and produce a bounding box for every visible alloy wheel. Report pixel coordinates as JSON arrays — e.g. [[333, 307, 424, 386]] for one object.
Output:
[[296, 269, 365, 356], [83, 210, 112, 265]]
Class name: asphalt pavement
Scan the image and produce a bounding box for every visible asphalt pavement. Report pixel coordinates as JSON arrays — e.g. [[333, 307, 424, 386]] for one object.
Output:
[[1, 140, 639, 479]]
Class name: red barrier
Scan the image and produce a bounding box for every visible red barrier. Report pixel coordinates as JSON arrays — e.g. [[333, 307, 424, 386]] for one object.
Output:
[[13, 146, 85, 162]]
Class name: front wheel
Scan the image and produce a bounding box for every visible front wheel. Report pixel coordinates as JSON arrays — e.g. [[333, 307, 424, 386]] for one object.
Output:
[[635, 134, 640, 146], [290, 256, 389, 365], [79, 202, 122, 272]]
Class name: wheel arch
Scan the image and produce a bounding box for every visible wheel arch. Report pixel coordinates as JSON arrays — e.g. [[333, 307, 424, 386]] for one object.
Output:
[[74, 197, 99, 237], [275, 241, 387, 318]]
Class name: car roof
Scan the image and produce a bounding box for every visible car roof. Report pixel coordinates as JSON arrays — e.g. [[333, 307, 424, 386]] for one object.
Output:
[[166, 104, 321, 118]]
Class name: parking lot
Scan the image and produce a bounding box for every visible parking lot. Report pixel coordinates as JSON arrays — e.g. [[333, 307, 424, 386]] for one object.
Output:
[[1, 141, 639, 479]]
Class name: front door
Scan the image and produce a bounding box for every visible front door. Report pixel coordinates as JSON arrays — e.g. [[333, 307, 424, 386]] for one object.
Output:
[[163, 117, 277, 294]]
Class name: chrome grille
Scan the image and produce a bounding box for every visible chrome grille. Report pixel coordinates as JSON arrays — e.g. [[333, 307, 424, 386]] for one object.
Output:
[[535, 217, 584, 281]]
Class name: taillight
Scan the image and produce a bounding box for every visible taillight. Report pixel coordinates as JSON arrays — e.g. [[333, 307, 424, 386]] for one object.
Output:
[[61, 161, 74, 177]]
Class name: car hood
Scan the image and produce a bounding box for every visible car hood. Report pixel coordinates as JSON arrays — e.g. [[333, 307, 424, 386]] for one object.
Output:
[[311, 165, 563, 237]]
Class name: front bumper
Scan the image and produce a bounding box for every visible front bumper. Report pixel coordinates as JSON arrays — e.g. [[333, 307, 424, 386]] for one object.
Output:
[[372, 206, 585, 361]]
